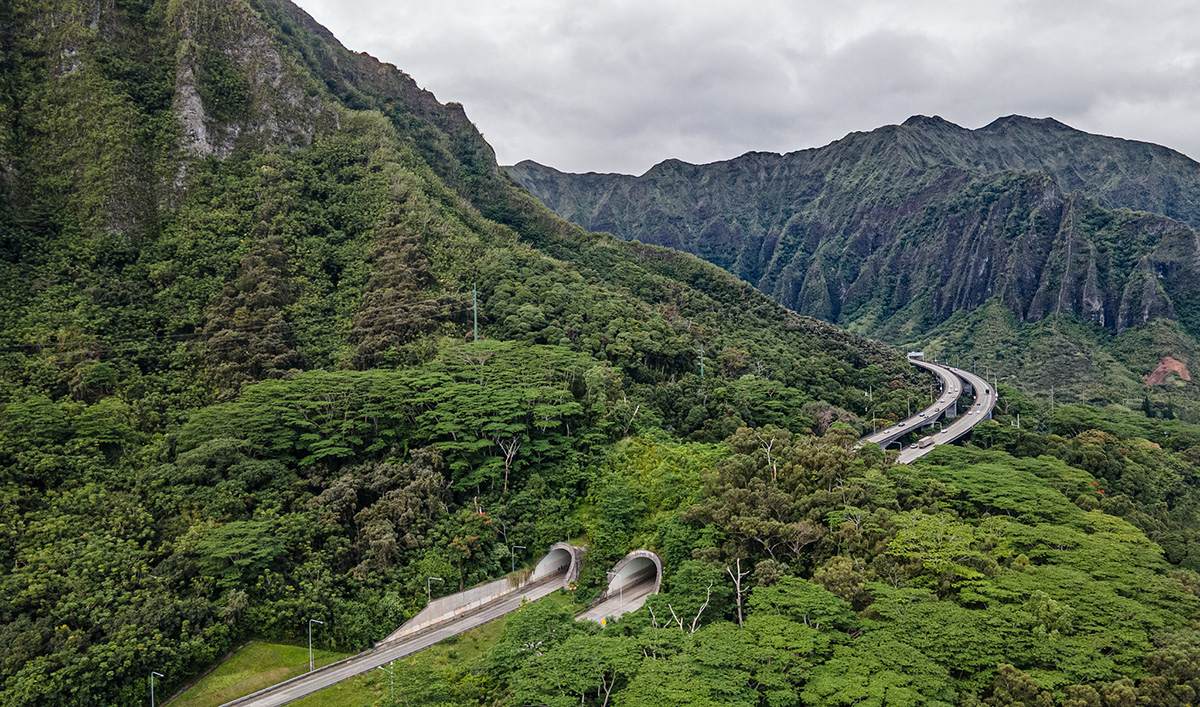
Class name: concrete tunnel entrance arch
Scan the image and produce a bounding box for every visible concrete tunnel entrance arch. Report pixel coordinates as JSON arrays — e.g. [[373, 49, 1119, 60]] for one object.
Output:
[[578, 550, 663, 623], [604, 550, 662, 598], [531, 542, 584, 584]]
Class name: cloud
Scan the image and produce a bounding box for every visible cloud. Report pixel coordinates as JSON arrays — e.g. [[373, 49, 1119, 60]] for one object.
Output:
[[295, 0, 1200, 174]]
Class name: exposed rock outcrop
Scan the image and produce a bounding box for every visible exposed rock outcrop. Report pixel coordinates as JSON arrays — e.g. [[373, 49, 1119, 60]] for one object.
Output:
[[508, 117, 1200, 343]]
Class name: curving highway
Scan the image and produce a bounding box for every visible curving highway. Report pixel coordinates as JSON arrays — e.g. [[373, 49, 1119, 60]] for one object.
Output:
[[861, 356, 997, 463]]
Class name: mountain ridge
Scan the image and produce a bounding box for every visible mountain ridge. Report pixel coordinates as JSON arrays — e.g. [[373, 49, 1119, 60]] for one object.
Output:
[[507, 114, 1200, 405]]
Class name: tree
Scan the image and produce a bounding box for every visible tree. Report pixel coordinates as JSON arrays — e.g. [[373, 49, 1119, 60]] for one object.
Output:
[[748, 576, 858, 632], [511, 633, 639, 707]]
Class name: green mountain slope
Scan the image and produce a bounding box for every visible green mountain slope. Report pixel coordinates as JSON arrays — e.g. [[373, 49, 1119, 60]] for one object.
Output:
[[3, 3, 1200, 707], [0, 1, 928, 704], [507, 117, 1200, 405]]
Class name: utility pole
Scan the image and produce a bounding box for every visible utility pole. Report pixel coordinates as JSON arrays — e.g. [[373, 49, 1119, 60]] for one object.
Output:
[[1050, 386, 1054, 409], [511, 545, 525, 574], [376, 661, 395, 702], [150, 671, 164, 707], [472, 283, 478, 342], [308, 619, 324, 673]]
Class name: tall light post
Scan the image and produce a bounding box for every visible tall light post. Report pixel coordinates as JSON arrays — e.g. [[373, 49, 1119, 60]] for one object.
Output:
[[376, 660, 395, 701], [427, 576, 443, 602], [510, 545, 526, 574], [606, 571, 624, 614], [308, 619, 324, 673], [150, 671, 164, 707]]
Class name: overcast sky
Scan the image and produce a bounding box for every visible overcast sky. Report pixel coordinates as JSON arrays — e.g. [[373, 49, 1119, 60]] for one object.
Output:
[[295, 0, 1200, 175]]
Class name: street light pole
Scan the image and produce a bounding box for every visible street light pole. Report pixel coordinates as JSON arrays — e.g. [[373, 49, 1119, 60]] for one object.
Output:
[[427, 576, 443, 602], [605, 571, 624, 613], [511, 545, 526, 574], [150, 671, 164, 707], [376, 660, 395, 701], [308, 619, 324, 673]]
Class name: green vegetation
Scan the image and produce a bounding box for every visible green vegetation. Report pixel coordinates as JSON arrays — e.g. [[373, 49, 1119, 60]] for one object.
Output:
[[369, 429, 1200, 706], [0, 1, 917, 705], [510, 119, 1200, 411], [172, 642, 348, 707], [2, 1, 1200, 706]]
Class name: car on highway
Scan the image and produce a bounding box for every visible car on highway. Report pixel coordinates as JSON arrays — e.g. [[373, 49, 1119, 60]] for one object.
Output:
[[898, 421, 906, 426]]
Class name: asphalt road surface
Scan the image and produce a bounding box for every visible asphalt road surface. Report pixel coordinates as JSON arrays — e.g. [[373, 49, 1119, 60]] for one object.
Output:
[[860, 358, 962, 449], [221, 577, 566, 707], [896, 363, 997, 464], [576, 579, 658, 625]]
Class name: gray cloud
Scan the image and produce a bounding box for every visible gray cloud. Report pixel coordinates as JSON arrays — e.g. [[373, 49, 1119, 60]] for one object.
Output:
[[295, 0, 1200, 174]]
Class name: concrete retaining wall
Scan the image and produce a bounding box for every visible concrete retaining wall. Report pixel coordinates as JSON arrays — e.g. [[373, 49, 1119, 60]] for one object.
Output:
[[384, 543, 585, 643], [386, 576, 520, 641]]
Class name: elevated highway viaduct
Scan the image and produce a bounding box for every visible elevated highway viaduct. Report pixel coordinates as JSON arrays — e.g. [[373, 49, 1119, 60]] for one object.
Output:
[[860, 356, 998, 463]]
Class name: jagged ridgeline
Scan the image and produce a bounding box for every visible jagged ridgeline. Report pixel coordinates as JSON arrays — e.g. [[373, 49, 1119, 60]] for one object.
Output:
[[508, 116, 1200, 408], [0, 0, 926, 704]]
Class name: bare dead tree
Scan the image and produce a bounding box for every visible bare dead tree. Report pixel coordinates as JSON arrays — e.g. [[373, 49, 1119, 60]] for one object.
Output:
[[726, 558, 750, 628], [492, 435, 521, 492], [667, 581, 714, 636], [780, 520, 822, 561], [755, 431, 779, 480], [621, 404, 640, 436]]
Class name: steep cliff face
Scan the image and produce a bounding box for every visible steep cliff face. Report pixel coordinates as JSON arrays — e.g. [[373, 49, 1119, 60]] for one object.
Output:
[[0, 0, 906, 403], [507, 117, 1200, 343]]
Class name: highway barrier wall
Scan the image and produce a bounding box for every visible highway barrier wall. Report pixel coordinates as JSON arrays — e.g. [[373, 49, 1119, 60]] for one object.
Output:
[[383, 543, 584, 643]]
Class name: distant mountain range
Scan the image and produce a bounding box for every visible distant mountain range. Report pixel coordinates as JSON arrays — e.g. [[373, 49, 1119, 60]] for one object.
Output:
[[507, 116, 1200, 408]]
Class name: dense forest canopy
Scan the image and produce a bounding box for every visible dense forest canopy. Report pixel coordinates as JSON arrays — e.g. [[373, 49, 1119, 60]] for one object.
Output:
[[0, 0, 1198, 706]]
